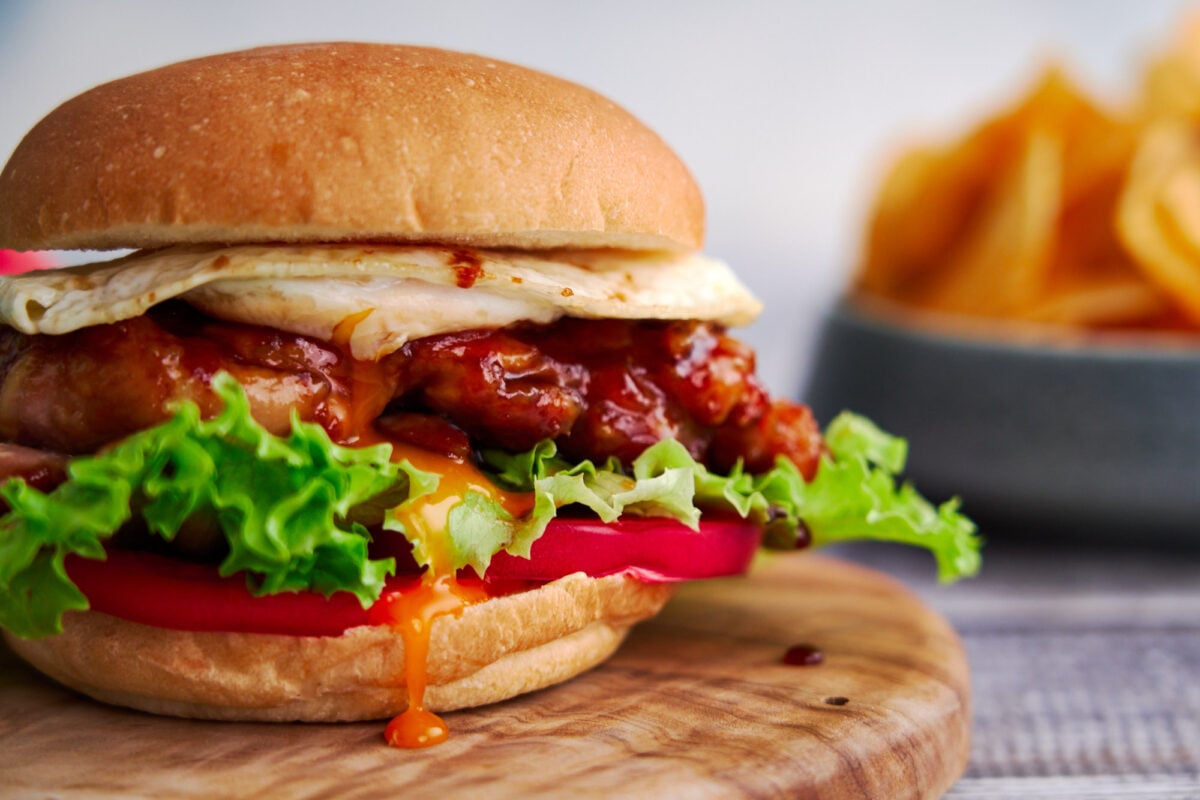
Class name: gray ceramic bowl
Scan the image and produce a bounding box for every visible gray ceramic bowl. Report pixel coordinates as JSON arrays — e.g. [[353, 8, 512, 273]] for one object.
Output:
[[803, 298, 1200, 542]]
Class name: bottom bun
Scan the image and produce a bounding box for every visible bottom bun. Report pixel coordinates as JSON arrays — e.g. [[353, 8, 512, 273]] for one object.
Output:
[[4, 572, 674, 722]]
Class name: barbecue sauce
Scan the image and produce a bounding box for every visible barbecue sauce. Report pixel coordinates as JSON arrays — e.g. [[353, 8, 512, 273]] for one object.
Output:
[[782, 644, 824, 666]]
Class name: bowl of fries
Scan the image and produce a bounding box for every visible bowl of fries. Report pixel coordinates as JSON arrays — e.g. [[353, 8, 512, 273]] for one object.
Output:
[[805, 22, 1200, 540]]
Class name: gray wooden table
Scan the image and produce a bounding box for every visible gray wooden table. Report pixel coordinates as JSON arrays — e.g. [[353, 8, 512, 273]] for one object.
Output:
[[834, 539, 1200, 799]]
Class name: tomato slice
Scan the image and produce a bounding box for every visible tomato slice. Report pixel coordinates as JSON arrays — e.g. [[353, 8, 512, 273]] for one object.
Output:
[[0, 249, 54, 275], [66, 551, 392, 636], [484, 516, 760, 583], [66, 516, 761, 636]]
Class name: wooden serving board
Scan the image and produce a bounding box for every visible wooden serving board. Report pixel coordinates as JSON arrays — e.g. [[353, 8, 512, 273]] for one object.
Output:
[[0, 555, 970, 799]]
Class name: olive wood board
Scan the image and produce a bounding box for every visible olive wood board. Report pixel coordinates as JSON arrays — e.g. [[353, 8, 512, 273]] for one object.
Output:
[[0, 555, 970, 799]]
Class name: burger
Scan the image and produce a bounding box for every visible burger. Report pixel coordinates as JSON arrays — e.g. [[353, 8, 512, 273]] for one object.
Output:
[[0, 43, 978, 748]]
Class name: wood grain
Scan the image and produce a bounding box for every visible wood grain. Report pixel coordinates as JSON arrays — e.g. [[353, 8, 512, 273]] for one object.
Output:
[[0, 555, 970, 799]]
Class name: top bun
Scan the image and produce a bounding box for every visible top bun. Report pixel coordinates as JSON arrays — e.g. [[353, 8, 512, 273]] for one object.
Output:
[[0, 43, 704, 252]]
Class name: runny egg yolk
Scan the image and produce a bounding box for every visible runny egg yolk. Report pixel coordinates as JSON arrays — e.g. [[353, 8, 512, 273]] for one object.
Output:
[[334, 310, 535, 748], [369, 444, 534, 748]]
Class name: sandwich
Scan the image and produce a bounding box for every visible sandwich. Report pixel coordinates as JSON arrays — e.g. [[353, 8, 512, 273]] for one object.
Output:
[[0, 42, 979, 748]]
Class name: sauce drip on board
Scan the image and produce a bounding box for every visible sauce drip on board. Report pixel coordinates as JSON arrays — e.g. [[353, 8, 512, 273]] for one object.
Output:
[[782, 644, 824, 666]]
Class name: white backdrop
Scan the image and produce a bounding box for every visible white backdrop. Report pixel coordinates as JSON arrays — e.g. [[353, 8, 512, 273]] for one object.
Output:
[[0, 0, 1190, 395]]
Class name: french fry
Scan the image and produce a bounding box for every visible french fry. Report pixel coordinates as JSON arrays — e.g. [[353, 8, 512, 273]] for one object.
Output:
[[856, 60, 1172, 332], [916, 128, 1061, 318], [1027, 278, 1168, 327], [1140, 16, 1200, 121], [1117, 122, 1200, 322], [859, 143, 995, 297]]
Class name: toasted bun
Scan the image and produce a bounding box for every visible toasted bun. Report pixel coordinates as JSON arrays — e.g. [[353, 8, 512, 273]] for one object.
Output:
[[4, 572, 673, 722], [0, 43, 703, 253]]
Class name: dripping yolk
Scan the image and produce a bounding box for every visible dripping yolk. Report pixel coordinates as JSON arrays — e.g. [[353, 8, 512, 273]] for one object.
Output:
[[330, 309, 397, 444], [368, 572, 487, 748], [369, 443, 533, 749], [334, 310, 534, 748]]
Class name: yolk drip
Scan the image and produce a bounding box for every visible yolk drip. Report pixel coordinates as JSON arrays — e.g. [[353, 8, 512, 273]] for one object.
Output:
[[331, 309, 397, 443], [372, 444, 533, 748], [368, 572, 487, 748], [333, 310, 535, 748]]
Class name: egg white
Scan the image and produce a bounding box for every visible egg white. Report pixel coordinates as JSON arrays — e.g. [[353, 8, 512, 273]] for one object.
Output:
[[0, 244, 762, 359]]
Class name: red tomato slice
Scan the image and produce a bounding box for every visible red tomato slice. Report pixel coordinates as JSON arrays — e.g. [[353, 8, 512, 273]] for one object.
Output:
[[66, 516, 760, 636], [66, 551, 391, 636], [0, 249, 54, 275], [484, 515, 760, 583]]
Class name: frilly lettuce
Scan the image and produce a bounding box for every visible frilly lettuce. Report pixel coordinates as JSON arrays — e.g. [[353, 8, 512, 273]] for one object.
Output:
[[0, 374, 423, 638], [0, 374, 979, 640], [480, 412, 980, 583]]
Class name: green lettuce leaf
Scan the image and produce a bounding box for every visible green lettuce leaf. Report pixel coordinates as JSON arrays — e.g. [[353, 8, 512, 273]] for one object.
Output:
[[0, 367, 979, 641], [794, 413, 980, 582], [0, 373, 425, 638], [482, 413, 980, 583], [398, 439, 702, 577]]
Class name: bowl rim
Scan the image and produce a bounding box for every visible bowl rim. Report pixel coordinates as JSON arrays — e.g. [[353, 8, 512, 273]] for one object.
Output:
[[838, 294, 1200, 363]]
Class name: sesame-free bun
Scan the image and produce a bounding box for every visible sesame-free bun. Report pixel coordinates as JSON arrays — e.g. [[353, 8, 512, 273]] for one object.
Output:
[[0, 43, 704, 253], [3, 573, 673, 722]]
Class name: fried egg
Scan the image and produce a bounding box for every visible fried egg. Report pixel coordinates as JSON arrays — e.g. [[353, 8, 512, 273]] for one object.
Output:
[[0, 245, 762, 360]]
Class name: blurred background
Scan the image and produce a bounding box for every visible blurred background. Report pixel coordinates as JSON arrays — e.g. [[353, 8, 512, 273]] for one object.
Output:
[[0, 0, 1193, 395], [4, 7, 1200, 789]]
